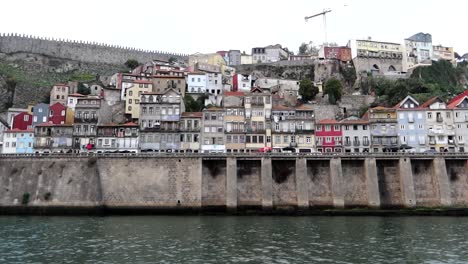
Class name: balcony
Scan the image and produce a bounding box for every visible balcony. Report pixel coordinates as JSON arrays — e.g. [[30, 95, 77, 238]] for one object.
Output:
[[179, 126, 201, 132], [225, 129, 245, 134], [353, 140, 360, 146], [362, 141, 370, 146], [74, 117, 98, 123], [344, 141, 351, 146], [436, 116, 443, 122]]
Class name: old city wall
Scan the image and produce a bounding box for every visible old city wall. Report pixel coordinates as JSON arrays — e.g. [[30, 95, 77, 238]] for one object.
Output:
[[0, 34, 188, 65], [0, 155, 467, 214]]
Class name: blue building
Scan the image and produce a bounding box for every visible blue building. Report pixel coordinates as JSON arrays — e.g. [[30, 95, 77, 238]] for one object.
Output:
[[32, 103, 50, 126], [395, 95, 427, 153], [16, 129, 34, 153]]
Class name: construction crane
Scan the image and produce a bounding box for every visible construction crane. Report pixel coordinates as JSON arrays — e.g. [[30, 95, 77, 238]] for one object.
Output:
[[305, 9, 332, 46]]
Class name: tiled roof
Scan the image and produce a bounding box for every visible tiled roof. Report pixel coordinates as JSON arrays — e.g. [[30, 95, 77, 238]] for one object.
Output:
[[68, 93, 85, 97], [5, 128, 34, 132], [340, 117, 369, 124], [318, 119, 339, 124], [224, 91, 245, 96], [419, 96, 443, 108], [35, 122, 72, 127], [181, 112, 203, 118], [295, 104, 313, 110]]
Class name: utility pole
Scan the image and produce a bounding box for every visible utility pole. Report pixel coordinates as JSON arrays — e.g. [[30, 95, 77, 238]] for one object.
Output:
[[305, 9, 332, 46]]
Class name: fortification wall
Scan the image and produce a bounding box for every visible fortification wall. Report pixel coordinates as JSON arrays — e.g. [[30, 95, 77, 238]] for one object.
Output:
[[0, 155, 467, 214], [0, 33, 188, 65]]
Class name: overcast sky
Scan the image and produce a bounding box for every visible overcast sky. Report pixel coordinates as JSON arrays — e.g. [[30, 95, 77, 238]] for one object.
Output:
[[1, 0, 466, 55]]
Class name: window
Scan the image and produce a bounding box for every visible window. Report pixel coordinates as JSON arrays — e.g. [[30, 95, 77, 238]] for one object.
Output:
[[128, 106, 132, 111], [38, 108, 43, 113], [428, 112, 432, 119], [129, 91, 133, 96], [325, 125, 331, 131], [24, 115, 29, 121], [325, 137, 332, 143], [129, 99, 133, 104], [306, 137, 311, 143]]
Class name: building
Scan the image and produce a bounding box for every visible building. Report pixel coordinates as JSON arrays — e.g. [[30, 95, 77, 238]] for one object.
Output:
[[254, 78, 300, 105], [315, 119, 342, 152], [318, 46, 352, 62], [433, 45, 456, 65], [6, 108, 28, 127], [340, 116, 370, 153], [348, 38, 403, 76], [448, 92, 468, 152], [32, 103, 49, 126], [252, 47, 266, 63], [48, 102, 68, 125], [232, 73, 252, 92], [2, 129, 34, 154], [139, 89, 182, 152], [50, 83, 69, 105], [241, 54, 253, 65], [188, 53, 226, 67], [187, 72, 207, 94], [73, 96, 101, 152], [12, 112, 33, 130], [179, 112, 202, 153], [33, 123, 73, 153], [152, 69, 186, 96], [96, 122, 139, 153], [67, 93, 85, 110], [403, 32, 433, 71], [420, 97, 455, 152], [289, 55, 314, 61], [228, 50, 241, 66], [265, 44, 289, 62], [244, 88, 272, 151], [368, 106, 398, 152], [201, 107, 225, 153], [216, 51, 229, 65], [125, 80, 153, 120], [395, 95, 427, 153], [271, 105, 315, 151], [223, 92, 246, 152], [0, 118, 9, 153]]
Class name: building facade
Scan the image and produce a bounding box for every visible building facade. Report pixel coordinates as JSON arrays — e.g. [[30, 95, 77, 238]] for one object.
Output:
[[125, 80, 153, 120], [73, 96, 101, 152], [179, 112, 202, 153], [421, 97, 455, 152], [433, 45, 456, 65], [340, 116, 370, 153], [315, 120, 342, 152], [12, 112, 33, 130], [368, 106, 398, 152], [48, 102, 67, 125], [34, 123, 73, 153], [50, 83, 69, 105], [223, 92, 246, 152], [201, 107, 225, 153], [245, 88, 271, 150], [395, 95, 427, 152], [403, 32, 433, 71], [32, 103, 49, 126], [96, 122, 139, 153]]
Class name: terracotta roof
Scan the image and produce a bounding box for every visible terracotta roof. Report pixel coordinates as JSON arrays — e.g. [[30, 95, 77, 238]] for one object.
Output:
[[448, 91, 468, 105], [340, 117, 369, 125], [224, 91, 245, 96], [99, 122, 138, 127], [122, 122, 138, 127], [133, 80, 153, 84], [68, 93, 85, 97], [181, 112, 203, 118], [272, 105, 294, 111], [295, 104, 313, 110], [317, 119, 339, 124], [54, 83, 68, 86], [5, 128, 34, 133], [419, 96, 444, 108], [35, 122, 72, 127], [447, 95, 468, 109], [205, 107, 223, 111]]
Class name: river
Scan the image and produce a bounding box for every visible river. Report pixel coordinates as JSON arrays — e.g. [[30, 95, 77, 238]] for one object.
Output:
[[0, 216, 467, 263]]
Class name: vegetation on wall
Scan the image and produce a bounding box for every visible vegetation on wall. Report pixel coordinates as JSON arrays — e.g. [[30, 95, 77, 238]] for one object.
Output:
[[124, 59, 139, 70], [184, 94, 207, 112], [298, 78, 319, 102], [361, 60, 467, 107], [324, 78, 343, 104]]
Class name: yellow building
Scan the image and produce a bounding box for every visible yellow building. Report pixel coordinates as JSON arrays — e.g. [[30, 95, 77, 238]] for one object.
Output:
[[433, 45, 456, 65], [65, 108, 75, 124], [125, 80, 153, 120], [189, 53, 226, 67]]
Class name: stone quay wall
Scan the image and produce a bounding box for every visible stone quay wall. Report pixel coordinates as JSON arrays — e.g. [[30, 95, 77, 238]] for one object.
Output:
[[0, 154, 466, 214]]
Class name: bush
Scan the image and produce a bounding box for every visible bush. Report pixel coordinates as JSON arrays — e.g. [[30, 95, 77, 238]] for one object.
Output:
[[43, 192, 52, 201], [22, 192, 30, 205], [299, 78, 319, 102], [324, 78, 343, 104]]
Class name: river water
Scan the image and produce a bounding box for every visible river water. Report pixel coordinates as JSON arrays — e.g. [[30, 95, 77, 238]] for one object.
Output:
[[0, 216, 467, 263]]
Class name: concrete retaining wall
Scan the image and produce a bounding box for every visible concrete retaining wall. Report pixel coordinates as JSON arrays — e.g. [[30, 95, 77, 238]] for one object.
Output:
[[1, 156, 468, 214]]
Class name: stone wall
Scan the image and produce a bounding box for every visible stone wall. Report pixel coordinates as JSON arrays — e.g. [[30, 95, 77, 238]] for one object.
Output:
[[0, 155, 466, 214], [0, 34, 188, 65]]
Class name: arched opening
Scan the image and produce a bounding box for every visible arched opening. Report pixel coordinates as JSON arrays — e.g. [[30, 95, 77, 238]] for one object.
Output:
[[372, 64, 380, 70], [388, 65, 396, 71]]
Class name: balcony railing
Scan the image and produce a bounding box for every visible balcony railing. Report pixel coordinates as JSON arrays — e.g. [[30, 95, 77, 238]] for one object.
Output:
[[353, 140, 360, 146], [436, 116, 443, 122], [363, 141, 370, 146], [344, 141, 351, 146]]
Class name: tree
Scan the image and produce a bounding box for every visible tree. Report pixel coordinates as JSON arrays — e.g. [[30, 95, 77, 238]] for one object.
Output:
[[184, 94, 207, 112], [168, 57, 177, 64], [124, 59, 139, 70], [298, 42, 319, 55], [298, 78, 319, 102], [324, 78, 343, 104], [77, 83, 91, 95], [298, 43, 309, 55]]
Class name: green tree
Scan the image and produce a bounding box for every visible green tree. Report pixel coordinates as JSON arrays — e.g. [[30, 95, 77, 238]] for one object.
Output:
[[77, 83, 91, 95], [5, 76, 17, 93], [169, 57, 177, 64], [298, 78, 319, 102], [324, 78, 343, 104], [298, 43, 308, 55], [184, 94, 207, 112], [124, 59, 140, 70]]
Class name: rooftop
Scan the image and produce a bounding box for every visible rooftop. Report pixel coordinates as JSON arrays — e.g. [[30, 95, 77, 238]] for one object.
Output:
[[181, 112, 203, 118]]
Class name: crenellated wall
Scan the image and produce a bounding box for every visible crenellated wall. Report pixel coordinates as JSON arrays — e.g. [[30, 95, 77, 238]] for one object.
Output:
[[0, 33, 188, 65], [0, 155, 467, 214]]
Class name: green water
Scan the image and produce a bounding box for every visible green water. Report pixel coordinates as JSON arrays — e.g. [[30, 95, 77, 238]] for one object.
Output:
[[1, 216, 467, 263]]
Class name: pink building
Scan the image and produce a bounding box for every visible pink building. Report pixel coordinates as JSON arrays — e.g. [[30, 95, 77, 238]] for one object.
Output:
[[315, 119, 342, 152]]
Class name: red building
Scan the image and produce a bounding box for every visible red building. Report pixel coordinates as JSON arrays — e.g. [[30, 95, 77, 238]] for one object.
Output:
[[315, 119, 342, 152], [12, 112, 33, 130], [48, 102, 67, 125], [322, 46, 352, 62]]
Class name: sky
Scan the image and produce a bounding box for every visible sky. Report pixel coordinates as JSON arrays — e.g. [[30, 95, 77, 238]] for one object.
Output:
[[1, 0, 467, 55]]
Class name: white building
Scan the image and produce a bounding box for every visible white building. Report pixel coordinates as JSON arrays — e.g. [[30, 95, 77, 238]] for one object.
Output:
[[403, 32, 433, 71], [2, 130, 18, 154], [67, 93, 86, 110], [187, 73, 207, 94]]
